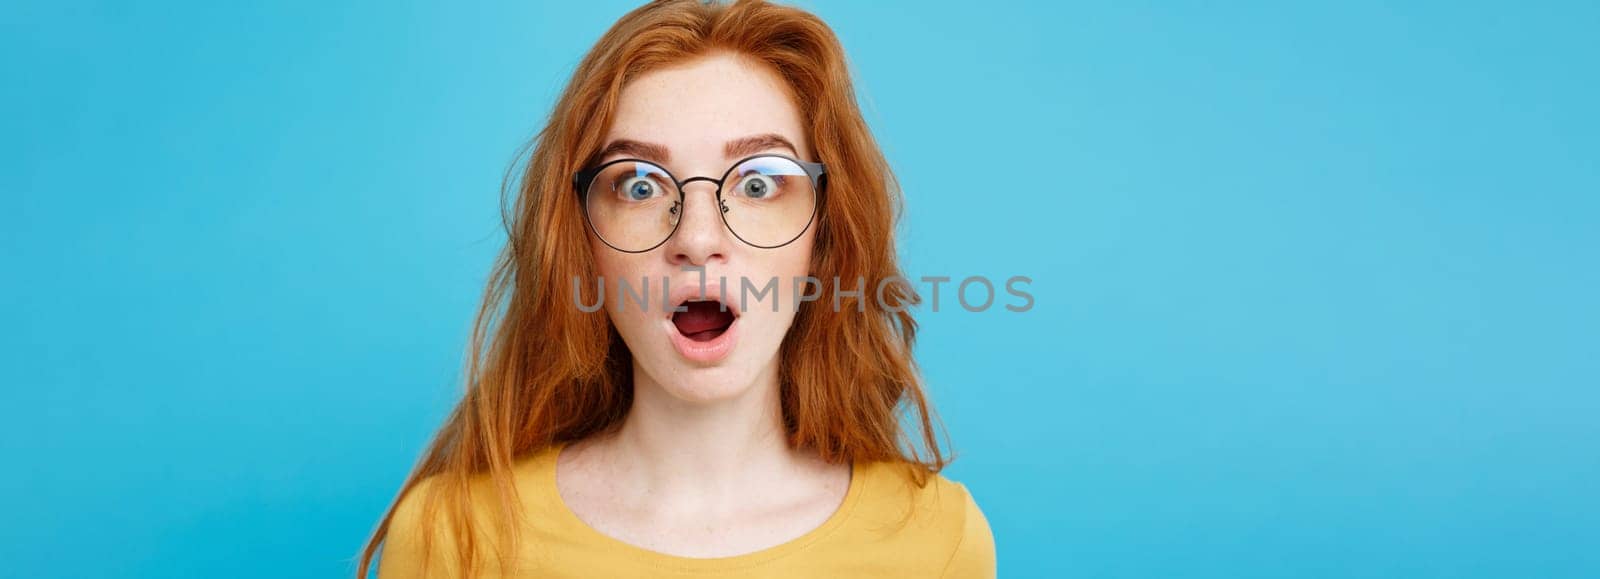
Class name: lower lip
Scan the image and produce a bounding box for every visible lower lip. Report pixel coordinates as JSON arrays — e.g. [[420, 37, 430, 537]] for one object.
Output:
[[665, 316, 739, 364]]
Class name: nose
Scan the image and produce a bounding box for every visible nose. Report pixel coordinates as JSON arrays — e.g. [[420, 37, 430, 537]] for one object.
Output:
[[664, 178, 730, 266]]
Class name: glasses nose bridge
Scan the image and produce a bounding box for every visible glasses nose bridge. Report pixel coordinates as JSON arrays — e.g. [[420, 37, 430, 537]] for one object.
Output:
[[675, 174, 726, 217], [677, 175, 722, 197], [670, 174, 727, 232]]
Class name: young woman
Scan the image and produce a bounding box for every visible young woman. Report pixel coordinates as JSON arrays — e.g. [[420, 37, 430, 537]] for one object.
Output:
[[357, 1, 995, 576]]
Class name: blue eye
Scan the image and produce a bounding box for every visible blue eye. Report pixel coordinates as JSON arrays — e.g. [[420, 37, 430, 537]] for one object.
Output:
[[737, 173, 778, 199], [620, 176, 657, 201]]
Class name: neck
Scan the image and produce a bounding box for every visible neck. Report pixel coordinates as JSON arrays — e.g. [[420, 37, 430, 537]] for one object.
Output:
[[595, 357, 810, 509]]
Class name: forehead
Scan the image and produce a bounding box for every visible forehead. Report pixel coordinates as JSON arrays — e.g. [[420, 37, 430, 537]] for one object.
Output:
[[605, 52, 808, 165]]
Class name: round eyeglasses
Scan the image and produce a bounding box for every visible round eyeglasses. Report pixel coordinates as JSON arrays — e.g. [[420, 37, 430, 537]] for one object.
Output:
[[573, 154, 826, 253]]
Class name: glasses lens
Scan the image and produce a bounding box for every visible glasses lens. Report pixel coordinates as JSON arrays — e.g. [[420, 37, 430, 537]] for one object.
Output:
[[720, 156, 818, 248], [584, 161, 680, 252]]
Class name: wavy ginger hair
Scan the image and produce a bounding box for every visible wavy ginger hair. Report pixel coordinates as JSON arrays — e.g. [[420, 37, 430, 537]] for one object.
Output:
[[355, 0, 953, 576]]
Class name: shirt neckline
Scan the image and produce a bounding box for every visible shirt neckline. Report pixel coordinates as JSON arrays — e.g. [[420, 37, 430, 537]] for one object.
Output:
[[541, 440, 866, 572]]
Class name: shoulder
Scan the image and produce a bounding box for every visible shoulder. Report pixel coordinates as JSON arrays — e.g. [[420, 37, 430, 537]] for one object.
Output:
[[938, 478, 997, 579], [378, 449, 557, 578], [846, 462, 997, 578], [378, 474, 463, 578]]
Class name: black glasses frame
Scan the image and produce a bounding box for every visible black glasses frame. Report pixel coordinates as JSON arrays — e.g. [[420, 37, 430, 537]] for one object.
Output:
[[573, 153, 827, 253]]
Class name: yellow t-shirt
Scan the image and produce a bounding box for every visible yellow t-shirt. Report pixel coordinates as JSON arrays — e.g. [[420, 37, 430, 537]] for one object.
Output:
[[377, 442, 996, 578]]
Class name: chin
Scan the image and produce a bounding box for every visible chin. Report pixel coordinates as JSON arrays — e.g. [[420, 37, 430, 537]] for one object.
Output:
[[649, 362, 763, 403]]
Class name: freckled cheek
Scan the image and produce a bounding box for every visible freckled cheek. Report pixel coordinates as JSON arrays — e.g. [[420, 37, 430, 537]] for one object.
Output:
[[592, 252, 663, 328], [747, 240, 815, 311], [786, 233, 817, 278], [591, 252, 625, 284]]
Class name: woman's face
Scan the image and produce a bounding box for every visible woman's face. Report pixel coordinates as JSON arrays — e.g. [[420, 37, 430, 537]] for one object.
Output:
[[588, 52, 816, 403]]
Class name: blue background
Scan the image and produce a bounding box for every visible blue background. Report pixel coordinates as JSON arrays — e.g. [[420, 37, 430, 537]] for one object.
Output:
[[3, 1, 1596, 577]]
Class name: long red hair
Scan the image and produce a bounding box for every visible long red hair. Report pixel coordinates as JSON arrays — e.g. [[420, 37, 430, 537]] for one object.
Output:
[[355, 1, 952, 576]]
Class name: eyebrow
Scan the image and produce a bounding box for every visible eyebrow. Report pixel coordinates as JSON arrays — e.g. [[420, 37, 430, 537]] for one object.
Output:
[[596, 139, 672, 164], [595, 133, 801, 165], [724, 133, 799, 159]]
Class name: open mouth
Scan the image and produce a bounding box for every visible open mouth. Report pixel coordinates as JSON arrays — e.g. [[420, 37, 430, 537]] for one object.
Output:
[[671, 299, 737, 342]]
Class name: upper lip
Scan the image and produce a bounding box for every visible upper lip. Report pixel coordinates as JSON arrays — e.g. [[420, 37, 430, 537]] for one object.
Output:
[[666, 278, 741, 319]]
